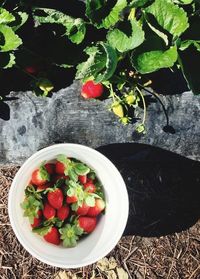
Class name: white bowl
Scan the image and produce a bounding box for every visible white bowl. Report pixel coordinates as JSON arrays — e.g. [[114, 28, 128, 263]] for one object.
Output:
[[8, 144, 129, 268]]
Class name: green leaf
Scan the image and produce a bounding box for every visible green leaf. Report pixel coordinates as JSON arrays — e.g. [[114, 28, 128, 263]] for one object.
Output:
[[132, 45, 178, 73], [74, 163, 90, 176], [128, 0, 151, 7], [33, 8, 86, 44], [145, 0, 189, 37], [179, 40, 200, 51], [32, 225, 52, 236], [86, 0, 127, 29], [107, 19, 145, 52], [0, 8, 15, 24], [129, 0, 151, 6], [10, 12, 28, 31], [144, 13, 169, 45], [173, 0, 193, 4], [0, 25, 22, 52], [76, 43, 118, 83], [0, 52, 15, 69]]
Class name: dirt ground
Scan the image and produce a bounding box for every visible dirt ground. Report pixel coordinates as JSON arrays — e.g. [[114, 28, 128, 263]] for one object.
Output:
[[0, 166, 199, 279]]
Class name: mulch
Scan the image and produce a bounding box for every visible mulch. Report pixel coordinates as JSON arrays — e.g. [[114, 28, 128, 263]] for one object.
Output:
[[0, 166, 199, 279]]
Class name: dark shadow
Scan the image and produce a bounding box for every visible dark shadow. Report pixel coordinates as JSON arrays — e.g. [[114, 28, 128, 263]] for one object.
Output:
[[145, 68, 189, 96], [0, 0, 109, 121], [96, 143, 200, 237]]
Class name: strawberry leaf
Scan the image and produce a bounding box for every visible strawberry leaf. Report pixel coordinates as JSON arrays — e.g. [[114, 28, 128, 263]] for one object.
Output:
[[107, 19, 145, 53], [145, 0, 189, 37], [0, 25, 22, 52], [0, 52, 16, 69], [76, 42, 118, 83], [86, 0, 127, 29], [0, 8, 15, 24], [9, 11, 28, 31], [33, 8, 86, 44]]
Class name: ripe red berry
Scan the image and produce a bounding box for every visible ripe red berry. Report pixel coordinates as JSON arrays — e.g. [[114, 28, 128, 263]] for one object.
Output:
[[45, 163, 55, 175], [87, 199, 105, 217], [24, 65, 39, 75], [66, 195, 78, 204], [78, 217, 97, 233], [43, 203, 56, 219], [55, 161, 66, 174], [43, 227, 60, 245], [76, 203, 90, 216], [47, 188, 63, 209], [81, 80, 104, 99], [78, 175, 87, 184], [57, 205, 70, 220], [84, 182, 96, 193], [31, 210, 43, 228]]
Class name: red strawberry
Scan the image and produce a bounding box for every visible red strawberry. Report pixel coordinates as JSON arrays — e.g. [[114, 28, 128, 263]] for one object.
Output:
[[87, 199, 105, 217], [76, 203, 90, 216], [31, 210, 42, 228], [37, 182, 52, 191], [78, 217, 97, 233], [43, 203, 56, 219], [87, 178, 94, 184], [43, 227, 60, 245], [57, 205, 70, 220], [66, 195, 78, 204], [84, 182, 96, 193], [31, 166, 50, 186], [45, 163, 55, 174], [78, 175, 87, 184], [81, 80, 104, 99], [47, 188, 63, 209], [55, 161, 66, 174], [24, 65, 40, 75]]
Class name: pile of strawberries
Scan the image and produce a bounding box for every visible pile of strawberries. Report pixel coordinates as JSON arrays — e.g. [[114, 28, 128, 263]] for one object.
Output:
[[21, 155, 105, 247]]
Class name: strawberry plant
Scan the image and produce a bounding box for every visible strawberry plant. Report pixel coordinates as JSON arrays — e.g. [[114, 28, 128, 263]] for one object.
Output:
[[1, 0, 200, 131], [21, 154, 106, 247]]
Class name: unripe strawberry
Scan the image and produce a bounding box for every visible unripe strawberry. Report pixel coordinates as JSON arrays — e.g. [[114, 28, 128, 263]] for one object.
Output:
[[125, 94, 136, 105], [112, 102, 124, 118]]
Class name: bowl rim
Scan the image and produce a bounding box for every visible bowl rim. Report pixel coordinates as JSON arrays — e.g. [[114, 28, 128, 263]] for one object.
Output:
[[8, 143, 129, 268]]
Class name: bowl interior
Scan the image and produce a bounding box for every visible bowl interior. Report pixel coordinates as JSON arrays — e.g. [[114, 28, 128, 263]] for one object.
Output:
[[8, 144, 129, 268]]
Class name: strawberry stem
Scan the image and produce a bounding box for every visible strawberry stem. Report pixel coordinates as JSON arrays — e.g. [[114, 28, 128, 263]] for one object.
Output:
[[136, 86, 146, 125]]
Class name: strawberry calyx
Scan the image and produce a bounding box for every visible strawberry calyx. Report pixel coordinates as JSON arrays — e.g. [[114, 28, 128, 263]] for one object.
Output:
[[21, 186, 43, 224], [57, 155, 71, 176], [39, 164, 50, 182], [32, 224, 52, 236], [59, 223, 83, 247]]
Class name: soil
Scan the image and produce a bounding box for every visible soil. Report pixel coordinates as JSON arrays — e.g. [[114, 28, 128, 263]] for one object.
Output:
[[0, 166, 200, 279]]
